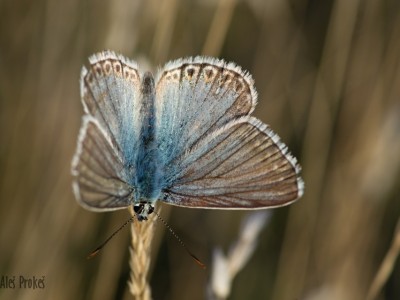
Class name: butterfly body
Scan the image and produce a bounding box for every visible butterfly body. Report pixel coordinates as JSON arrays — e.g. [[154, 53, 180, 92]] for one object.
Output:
[[134, 72, 163, 206], [72, 51, 304, 221]]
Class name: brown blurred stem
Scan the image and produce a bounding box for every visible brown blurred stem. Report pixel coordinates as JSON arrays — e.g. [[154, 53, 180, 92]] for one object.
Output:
[[366, 215, 400, 300]]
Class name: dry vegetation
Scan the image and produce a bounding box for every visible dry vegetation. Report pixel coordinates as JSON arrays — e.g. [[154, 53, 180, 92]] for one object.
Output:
[[0, 0, 399, 299]]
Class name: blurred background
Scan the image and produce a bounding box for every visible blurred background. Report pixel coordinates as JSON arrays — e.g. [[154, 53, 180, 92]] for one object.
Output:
[[1, 0, 399, 299]]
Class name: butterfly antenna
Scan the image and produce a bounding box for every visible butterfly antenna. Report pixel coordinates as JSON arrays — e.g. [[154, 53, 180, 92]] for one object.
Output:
[[153, 210, 206, 269], [87, 216, 135, 259]]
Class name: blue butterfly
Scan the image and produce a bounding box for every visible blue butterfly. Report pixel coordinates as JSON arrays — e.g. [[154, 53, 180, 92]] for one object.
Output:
[[71, 51, 304, 221]]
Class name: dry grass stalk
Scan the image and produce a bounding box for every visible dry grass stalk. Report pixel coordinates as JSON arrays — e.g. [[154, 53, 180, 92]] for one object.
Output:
[[366, 216, 400, 300], [202, 0, 236, 57], [128, 206, 157, 300], [208, 211, 270, 300]]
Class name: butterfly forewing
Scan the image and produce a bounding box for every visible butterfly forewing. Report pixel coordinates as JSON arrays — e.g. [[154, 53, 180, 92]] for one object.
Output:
[[155, 57, 257, 185], [81, 52, 142, 169]]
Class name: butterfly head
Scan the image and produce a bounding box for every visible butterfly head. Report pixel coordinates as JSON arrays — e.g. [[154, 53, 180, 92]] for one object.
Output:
[[133, 202, 155, 221]]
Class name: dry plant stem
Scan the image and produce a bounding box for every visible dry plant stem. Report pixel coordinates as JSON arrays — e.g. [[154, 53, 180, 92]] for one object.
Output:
[[366, 216, 400, 300], [128, 206, 157, 300], [272, 1, 361, 298], [209, 212, 270, 299], [151, 0, 179, 63], [202, 0, 236, 57]]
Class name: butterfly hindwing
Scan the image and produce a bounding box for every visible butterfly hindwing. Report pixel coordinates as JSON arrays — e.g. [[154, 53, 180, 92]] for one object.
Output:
[[162, 117, 303, 208], [71, 116, 134, 210]]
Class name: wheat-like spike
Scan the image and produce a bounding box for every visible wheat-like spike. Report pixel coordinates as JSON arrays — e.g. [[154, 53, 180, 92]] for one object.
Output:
[[128, 206, 156, 300]]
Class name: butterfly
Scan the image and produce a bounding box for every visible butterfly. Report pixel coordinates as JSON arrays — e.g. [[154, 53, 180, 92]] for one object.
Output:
[[71, 51, 304, 221]]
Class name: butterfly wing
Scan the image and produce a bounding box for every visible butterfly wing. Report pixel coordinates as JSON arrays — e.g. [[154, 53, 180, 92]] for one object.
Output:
[[162, 117, 303, 208], [155, 57, 303, 208], [72, 51, 142, 210], [72, 116, 134, 210], [155, 57, 257, 184]]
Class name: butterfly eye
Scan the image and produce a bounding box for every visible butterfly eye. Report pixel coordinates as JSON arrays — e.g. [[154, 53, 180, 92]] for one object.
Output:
[[148, 205, 155, 215], [133, 204, 143, 214]]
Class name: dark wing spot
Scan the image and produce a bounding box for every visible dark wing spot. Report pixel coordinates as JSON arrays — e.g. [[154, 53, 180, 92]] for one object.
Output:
[[186, 68, 195, 79], [95, 65, 103, 77], [104, 62, 112, 74], [205, 68, 214, 80], [115, 63, 121, 73]]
